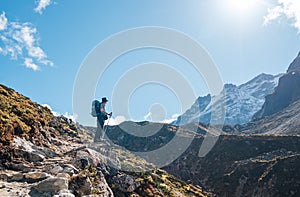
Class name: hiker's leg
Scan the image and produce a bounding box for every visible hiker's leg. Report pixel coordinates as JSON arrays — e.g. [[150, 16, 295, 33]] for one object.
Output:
[[99, 119, 105, 139], [94, 117, 103, 142]]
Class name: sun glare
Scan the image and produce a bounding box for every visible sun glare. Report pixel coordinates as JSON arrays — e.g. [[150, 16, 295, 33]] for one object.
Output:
[[229, 0, 258, 12]]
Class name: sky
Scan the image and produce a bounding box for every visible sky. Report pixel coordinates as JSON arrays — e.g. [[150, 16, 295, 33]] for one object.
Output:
[[0, 0, 300, 126]]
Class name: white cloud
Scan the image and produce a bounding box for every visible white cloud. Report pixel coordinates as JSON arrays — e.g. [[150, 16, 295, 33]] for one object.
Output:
[[0, 12, 8, 30], [42, 104, 60, 116], [42, 104, 78, 122], [144, 111, 180, 124], [24, 58, 39, 71], [0, 13, 53, 70], [264, 0, 300, 33], [34, 0, 52, 14], [63, 112, 78, 122], [105, 116, 126, 126], [160, 114, 180, 124]]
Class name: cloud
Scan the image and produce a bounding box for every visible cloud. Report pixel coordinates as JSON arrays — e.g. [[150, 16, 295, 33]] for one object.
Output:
[[144, 111, 180, 124], [34, 0, 52, 14], [42, 104, 60, 116], [264, 0, 300, 33], [105, 116, 126, 126], [24, 58, 39, 71], [0, 12, 53, 70], [0, 12, 7, 30], [42, 104, 78, 121], [160, 114, 180, 124]]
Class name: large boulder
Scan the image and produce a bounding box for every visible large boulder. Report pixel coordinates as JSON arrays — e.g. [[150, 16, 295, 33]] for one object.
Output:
[[68, 174, 92, 196], [111, 173, 140, 193], [34, 177, 68, 193]]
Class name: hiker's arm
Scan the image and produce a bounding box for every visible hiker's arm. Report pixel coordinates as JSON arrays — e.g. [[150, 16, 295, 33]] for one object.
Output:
[[100, 107, 111, 116]]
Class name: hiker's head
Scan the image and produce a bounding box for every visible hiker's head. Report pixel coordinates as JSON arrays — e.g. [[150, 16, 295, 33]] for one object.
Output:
[[101, 97, 108, 105]]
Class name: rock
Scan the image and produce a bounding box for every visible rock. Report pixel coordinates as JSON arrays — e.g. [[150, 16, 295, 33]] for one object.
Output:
[[13, 137, 46, 162], [62, 164, 79, 174], [6, 162, 33, 172], [111, 173, 140, 193], [75, 150, 91, 169], [52, 189, 75, 197], [69, 174, 92, 196], [56, 173, 71, 179], [24, 171, 50, 183], [50, 165, 64, 175], [0, 171, 23, 182], [0, 173, 9, 181], [10, 173, 24, 181], [34, 177, 68, 193]]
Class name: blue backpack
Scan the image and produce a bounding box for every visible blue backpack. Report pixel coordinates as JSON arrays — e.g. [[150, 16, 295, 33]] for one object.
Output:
[[91, 100, 100, 117]]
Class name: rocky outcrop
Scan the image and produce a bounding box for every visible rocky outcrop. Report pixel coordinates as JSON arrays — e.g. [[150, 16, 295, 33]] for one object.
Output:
[[287, 51, 300, 73], [253, 52, 300, 119], [239, 99, 300, 135]]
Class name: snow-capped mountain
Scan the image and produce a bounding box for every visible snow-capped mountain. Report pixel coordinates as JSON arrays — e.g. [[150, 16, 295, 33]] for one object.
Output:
[[173, 73, 283, 126]]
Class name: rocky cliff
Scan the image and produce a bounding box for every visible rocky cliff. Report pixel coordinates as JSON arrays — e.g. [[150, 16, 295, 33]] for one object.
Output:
[[253, 52, 300, 119]]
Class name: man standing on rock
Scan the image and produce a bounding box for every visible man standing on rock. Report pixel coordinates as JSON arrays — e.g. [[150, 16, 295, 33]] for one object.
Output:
[[94, 97, 112, 142]]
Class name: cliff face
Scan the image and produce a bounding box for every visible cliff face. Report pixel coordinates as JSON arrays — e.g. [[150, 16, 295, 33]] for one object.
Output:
[[253, 52, 300, 119]]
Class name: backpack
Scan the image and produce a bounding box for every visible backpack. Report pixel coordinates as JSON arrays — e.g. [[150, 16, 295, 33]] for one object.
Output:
[[91, 100, 100, 117]]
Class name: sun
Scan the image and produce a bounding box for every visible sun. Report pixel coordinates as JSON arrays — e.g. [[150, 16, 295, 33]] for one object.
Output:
[[229, 0, 258, 12]]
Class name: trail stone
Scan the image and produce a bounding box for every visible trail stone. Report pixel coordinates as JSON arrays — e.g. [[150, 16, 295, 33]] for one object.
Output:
[[111, 173, 140, 193], [34, 177, 68, 193], [50, 165, 64, 175], [24, 172, 50, 183]]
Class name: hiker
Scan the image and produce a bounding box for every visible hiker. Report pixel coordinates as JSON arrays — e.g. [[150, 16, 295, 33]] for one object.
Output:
[[93, 97, 112, 142]]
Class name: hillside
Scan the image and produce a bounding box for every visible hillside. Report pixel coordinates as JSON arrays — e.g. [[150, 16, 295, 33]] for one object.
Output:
[[239, 99, 300, 135], [0, 84, 210, 197], [174, 73, 282, 126], [105, 122, 300, 196]]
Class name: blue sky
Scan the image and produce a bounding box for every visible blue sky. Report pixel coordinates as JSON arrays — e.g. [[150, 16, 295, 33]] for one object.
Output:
[[0, 0, 300, 126]]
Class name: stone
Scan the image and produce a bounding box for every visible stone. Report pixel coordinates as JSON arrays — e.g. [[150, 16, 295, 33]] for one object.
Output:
[[34, 177, 68, 193], [10, 173, 24, 181], [62, 164, 79, 175], [111, 173, 140, 193], [0, 173, 9, 181], [50, 165, 64, 175], [56, 173, 71, 179], [69, 174, 92, 196], [24, 172, 50, 183], [13, 137, 46, 162], [57, 189, 75, 197], [6, 162, 32, 172]]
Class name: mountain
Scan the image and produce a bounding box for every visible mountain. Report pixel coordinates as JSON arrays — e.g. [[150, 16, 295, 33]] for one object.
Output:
[[173, 73, 282, 126], [104, 121, 300, 197], [253, 52, 300, 119], [0, 84, 210, 197], [163, 135, 300, 197], [238, 99, 300, 135]]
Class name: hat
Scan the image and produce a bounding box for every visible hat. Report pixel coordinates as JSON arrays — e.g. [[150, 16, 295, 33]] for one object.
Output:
[[101, 97, 108, 103]]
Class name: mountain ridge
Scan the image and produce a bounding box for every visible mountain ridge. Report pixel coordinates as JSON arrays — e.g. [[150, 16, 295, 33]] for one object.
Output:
[[173, 73, 282, 126], [253, 51, 300, 120]]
